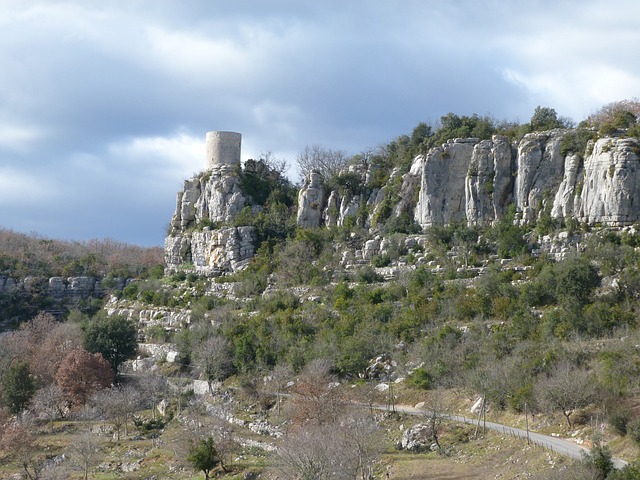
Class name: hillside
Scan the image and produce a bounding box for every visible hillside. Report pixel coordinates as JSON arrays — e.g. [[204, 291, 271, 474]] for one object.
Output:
[[2, 101, 640, 479]]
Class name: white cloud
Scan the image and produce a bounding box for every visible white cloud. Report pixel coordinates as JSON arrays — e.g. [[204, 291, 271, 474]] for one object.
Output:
[[0, 167, 57, 204], [0, 124, 45, 151], [107, 131, 205, 179]]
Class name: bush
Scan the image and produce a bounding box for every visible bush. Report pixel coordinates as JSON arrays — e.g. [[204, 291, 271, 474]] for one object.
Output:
[[627, 417, 640, 445], [356, 266, 384, 284], [371, 254, 391, 268], [609, 408, 631, 436], [409, 367, 434, 390]]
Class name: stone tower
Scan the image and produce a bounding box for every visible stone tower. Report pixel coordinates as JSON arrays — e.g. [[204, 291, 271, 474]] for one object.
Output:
[[205, 131, 242, 170]]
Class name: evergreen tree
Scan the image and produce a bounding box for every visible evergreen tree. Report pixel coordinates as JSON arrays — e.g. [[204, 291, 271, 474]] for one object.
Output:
[[2, 362, 35, 414]]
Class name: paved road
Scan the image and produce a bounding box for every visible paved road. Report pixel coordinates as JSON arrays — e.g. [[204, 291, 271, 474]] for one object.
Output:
[[379, 404, 628, 469]]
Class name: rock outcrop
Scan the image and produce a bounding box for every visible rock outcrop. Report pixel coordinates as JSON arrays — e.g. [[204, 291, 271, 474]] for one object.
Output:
[[165, 226, 256, 276], [165, 130, 640, 276], [165, 131, 256, 276], [296, 170, 325, 228], [411, 131, 639, 229]]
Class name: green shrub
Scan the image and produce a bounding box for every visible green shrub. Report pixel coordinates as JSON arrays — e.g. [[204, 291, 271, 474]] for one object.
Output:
[[627, 417, 640, 445], [371, 254, 391, 268], [409, 367, 434, 390], [356, 266, 384, 283], [609, 408, 631, 436]]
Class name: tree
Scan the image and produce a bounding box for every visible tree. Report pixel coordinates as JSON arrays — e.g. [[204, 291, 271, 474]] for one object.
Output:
[[2, 361, 35, 414], [530, 106, 572, 131], [289, 359, 346, 427], [553, 256, 601, 305], [274, 414, 381, 480], [419, 389, 449, 453], [138, 374, 169, 420], [90, 384, 141, 440], [0, 417, 44, 480], [296, 144, 350, 183], [274, 424, 356, 480], [55, 349, 115, 408], [535, 362, 595, 428], [265, 363, 293, 416], [30, 321, 83, 386], [83, 313, 137, 374], [187, 436, 222, 480], [32, 383, 67, 426], [194, 336, 233, 394], [68, 427, 104, 480]]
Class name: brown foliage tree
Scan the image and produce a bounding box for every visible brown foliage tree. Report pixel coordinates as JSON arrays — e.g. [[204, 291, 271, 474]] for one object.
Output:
[[55, 349, 114, 408]]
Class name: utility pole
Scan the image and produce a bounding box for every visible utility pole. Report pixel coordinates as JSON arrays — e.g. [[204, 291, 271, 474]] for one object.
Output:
[[525, 402, 530, 445]]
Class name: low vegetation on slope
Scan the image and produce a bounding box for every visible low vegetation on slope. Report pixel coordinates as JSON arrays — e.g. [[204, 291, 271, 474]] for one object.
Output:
[[2, 100, 640, 478]]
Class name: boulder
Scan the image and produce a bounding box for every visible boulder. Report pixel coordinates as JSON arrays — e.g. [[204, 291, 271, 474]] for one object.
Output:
[[400, 423, 434, 451]]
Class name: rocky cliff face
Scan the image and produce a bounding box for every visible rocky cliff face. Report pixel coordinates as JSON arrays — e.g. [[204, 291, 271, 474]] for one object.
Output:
[[167, 130, 639, 275], [407, 131, 640, 229], [165, 147, 259, 276]]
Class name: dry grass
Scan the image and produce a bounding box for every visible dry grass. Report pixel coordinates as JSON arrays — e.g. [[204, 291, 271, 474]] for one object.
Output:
[[384, 430, 570, 479]]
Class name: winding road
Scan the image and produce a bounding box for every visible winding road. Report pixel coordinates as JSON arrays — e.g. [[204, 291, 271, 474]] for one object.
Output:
[[379, 403, 629, 469]]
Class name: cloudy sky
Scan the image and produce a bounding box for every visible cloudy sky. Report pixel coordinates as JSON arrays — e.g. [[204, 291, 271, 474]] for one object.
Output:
[[1, 0, 638, 246]]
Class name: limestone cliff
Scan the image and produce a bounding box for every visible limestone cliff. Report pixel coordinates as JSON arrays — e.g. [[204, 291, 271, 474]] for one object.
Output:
[[167, 129, 640, 276], [165, 131, 256, 276]]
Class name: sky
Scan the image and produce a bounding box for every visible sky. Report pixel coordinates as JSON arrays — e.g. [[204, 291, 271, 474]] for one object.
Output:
[[1, 1, 639, 246]]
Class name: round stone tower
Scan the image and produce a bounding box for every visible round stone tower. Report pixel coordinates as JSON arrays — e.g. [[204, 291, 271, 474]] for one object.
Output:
[[205, 131, 242, 170]]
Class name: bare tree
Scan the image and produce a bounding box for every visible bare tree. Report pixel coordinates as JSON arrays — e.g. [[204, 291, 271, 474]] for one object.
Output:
[[90, 384, 141, 441], [296, 144, 350, 182], [265, 363, 293, 416], [340, 412, 383, 480], [288, 358, 346, 427], [138, 374, 169, 420], [420, 389, 448, 453], [274, 412, 381, 480], [274, 423, 358, 480], [194, 336, 233, 394], [32, 384, 67, 428], [67, 426, 104, 480], [0, 415, 44, 480], [535, 362, 596, 428]]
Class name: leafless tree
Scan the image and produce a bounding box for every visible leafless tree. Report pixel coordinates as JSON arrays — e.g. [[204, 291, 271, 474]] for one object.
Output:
[[194, 336, 233, 394], [265, 364, 293, 416], [296, 144, 350, 182], [90, 384, 141, 441], [274, 412, 381, 480], [420, 389, 448, 453], [274, 423, 358, 480], [32, 384, 67, 427], [535, 362, 596, 428], [288, 358, 346, 427], [0, 415, 44, 480], [137, 374, 169, 420], [67, 425, 104, 480], [340, 412, 383, 480]]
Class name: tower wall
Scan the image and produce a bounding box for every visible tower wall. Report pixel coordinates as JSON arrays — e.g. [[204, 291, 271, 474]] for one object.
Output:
[[205, 131, 242, 170]]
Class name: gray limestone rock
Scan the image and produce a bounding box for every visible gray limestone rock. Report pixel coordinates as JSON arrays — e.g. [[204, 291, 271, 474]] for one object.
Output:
[[165, 226, 256, 276], [296, 170, 325, 228], [576, 137, 640, 225], [514, 130, 567, 223], [414, 139, 478, 228]]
